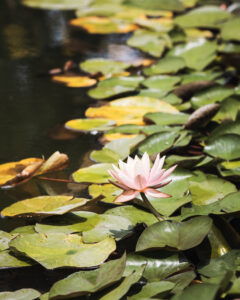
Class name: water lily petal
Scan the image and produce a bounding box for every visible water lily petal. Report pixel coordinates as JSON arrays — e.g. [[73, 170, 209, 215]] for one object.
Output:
[[158, 165, 177, 182], [151, 179, 172, 189], [141, 152, 151, 179], [149, 155, 165, 183], [145, 188, 171, 198], [114, 190, 139, 203]]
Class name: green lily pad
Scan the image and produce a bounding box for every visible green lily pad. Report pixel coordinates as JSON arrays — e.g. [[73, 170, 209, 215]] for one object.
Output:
[[212, 96, 240, 123], [142, 75, 181, 92], [21, 0, 90, 10], [125, 251, 190, 281], [210, 120, 240, 139], [145, 112, 189, 125], [88, 183, 121, 204], [11, 226, 35, 234], [65, 119, 115, 133], [173, 283, 219, 300], [189, 175, 237, 205], [80, 58, 130, 75], [204, 134, 240, 160], [174, 6, 231, 29], [0, 250, 33, 268], [100, 267, 144, 300], [138, 88, 168, 98], [181, 70, 222, 84], [35, 211, 134, 242], [221, 18, 240, 42], [128, 281, 174, 300], [125, 0, 184, 12], [136, 216, 212, 251], [127, 30, 171, 57], [0, 231, 17, 251], [190, 85, 235, 109], [218, 160, 240, 177], [138, 131, 179, 155], [90, 148, 121, 163], [0, 289, 40, 300], [105, 205, 156, 226], [168, 39, 217, 70], [88, 76, 143, 99], [167, 271, 196, 294], [72, 163, 112, 184], [48, 253, 126, 299], [218, 42, 240, 53], [165, 155, 203, 168], [10, 233, 116, 269], [1, 196, 87, 217], [143, 56, 186, 76]]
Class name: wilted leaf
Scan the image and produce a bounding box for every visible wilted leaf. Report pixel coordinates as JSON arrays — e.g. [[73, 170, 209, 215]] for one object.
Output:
[[174, 6, 231, 29], [10, 233, 116, 269], [70, 16, 138, 34], [1, 196, 87, 217], [48, 254, 126, 299], [65, 118, 115, 133], [136, 216, 212, 251], [80, 58, 130, 75], [0, 288, 40, 300], [52, 75, 96, 87]]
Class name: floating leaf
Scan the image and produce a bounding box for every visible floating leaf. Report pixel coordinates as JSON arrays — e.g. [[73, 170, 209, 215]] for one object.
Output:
[[125, 0, 184, 12], [0, 231, 17, 251], [181, 70, 222, 84], [80, 58, 131, 75], [125, 252, 190, 281], [1, 196, 87, 217], [21, 0, 91, 10], [174, 6, 231, 29], [48, 254, 126, 299], [52, 75, 96, 88], [143, 56, 186, 76], [73, 163, 112, 184], [90, 148, 121, 163], [142, 75, 181, 92], [190, 85, 234, 109], [10, 234, 116, 269], [189, 175, 237, 205], [36, 211, 133, 243], [221, 18, 240, 42], [100, 267, 144, 300], [65, 118, 115, 133], [89, 183, 121, 204], [168, 38, 217, 70], [128, 281, 175, 300], [0, 289, 40, 300], [0, 250, 33, 268], [127, 29, 171, 57], [70, 16, 138, 34], [88, 76, 143, 99], [173, 283, 219, 300], [204, 134, 240, 160], [105, 205, 156, 226], [167, 271, 196, 294], [212, 96, 240, 123], [138, 131, 179, 155], [145, 112, 189, 125], [136, 216, 212, 251], [210, 120, 240, 139], [135, 16, 173, 33]]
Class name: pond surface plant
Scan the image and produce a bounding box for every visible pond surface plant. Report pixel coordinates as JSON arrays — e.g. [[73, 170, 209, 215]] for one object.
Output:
[[1, 0, 240, 299]]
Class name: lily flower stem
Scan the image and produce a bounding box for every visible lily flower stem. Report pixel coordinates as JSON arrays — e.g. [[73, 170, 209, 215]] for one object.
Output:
[[140, 192, 164, 222]]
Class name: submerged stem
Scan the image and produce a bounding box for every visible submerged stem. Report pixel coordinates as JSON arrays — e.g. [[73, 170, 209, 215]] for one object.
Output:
[[140, 192, 164, 222]]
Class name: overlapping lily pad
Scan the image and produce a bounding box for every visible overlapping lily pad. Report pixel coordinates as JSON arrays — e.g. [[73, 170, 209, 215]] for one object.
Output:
[[72, 163, 112, 183], [10, 233, 116, 269], [65, 118, 115, 133], [0, 289, 41, 300]]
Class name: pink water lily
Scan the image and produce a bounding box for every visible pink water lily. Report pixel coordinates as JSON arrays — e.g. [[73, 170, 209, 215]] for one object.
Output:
[[108, 152, 177, 203]]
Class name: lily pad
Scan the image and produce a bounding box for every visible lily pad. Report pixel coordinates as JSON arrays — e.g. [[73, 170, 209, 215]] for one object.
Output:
[[21, 0, 90, 10], [70, 16, 138, 34], [145, 112, 189, 125], [1, 196, 87, 217], [48, 253, 126, 299], [127, 29, 171, 57], [142, 75, 181, 92], [143, 56, 186, 76], [89, 183, 122, 204], [190, 85, 234, 109], [174, 6, 231, 29], [88, 76, 144, 99], [0, 250, 33, 268], [125, 0, 184, 12], [212, 96, 240, 123], [35, 211, 134, 242], [52, 75, 96, 88], [90, 148, 121, 163], [210, 120, 240, 139], [136, 216, 212, 251], [65, 118, 115, 133], [168, 38, 217, 70], [10, 233, 116, 269], [72, 163, 112, 184], [204, 134, 240, 160], [221, 18, 240, 42], [0, 289, 40, 300], [173, 283, 219, 300], [0, 231, 17, 251], [138, 131, 179, 155], [80, 58, 130, 75]]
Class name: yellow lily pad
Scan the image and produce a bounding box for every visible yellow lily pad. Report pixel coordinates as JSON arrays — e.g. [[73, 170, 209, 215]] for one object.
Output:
[[69, 16, 138, 34], [1, 196, 87, 217], [65, 118, 115, 133], [103, 133, 138, 142], [52, 75, 97, 88], [89, 183, 121, 204]]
